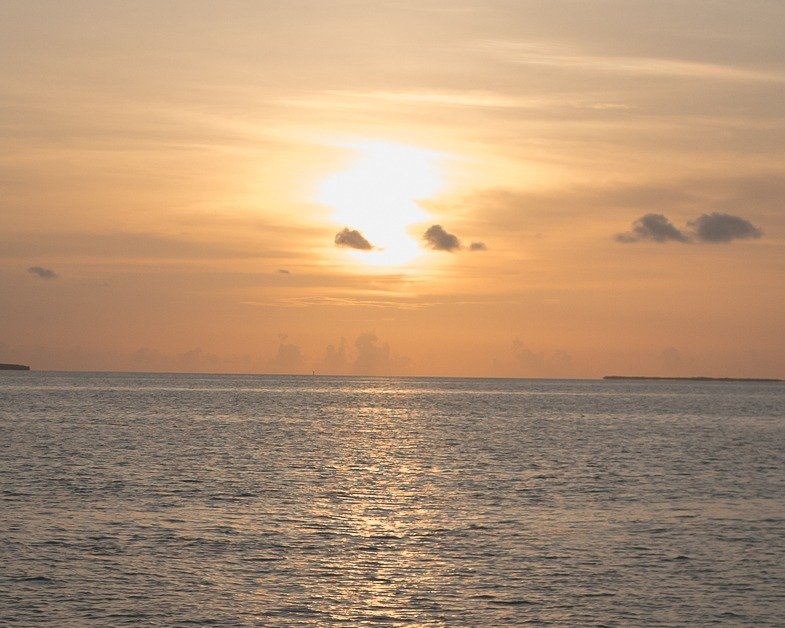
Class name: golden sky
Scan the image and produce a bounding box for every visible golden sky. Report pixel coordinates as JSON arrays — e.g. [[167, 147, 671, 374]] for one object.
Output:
[[2, 0, 784, 377]]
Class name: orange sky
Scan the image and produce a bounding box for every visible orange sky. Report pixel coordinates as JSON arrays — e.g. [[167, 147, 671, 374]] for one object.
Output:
[[2, 1, 784, 377]]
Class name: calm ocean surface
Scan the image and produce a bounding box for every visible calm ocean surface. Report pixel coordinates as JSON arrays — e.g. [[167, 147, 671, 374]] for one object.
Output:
[[1, 372, 783, 626]]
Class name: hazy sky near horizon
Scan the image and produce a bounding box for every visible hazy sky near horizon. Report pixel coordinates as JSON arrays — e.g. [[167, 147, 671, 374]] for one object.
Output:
[[2, 0, 784, 377]]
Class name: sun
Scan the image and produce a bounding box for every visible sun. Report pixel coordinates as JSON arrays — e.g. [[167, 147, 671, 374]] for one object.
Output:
[[316, 139, 444, 266]]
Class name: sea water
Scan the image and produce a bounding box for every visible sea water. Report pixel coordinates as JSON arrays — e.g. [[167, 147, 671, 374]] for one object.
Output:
[[1, 372, 783, 625]]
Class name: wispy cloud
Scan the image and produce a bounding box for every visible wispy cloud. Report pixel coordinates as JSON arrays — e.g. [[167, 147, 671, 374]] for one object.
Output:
[[4, 230, 310, 261], [279, 89, 521, 111], [279, 89, 630, 114], [257, 296, 429, 310], [480, 40, 785, 83]]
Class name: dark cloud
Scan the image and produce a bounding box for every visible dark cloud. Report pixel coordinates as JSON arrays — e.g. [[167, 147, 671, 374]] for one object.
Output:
[[335, 227, 373, 250], [28, 266, 58, 279], [423, 224, 461, 251], [616, 214, 689, 243], [469, 241, 487, 251], [688, 212, 762, 243], [277, 268, 291, 274], [617, 211, 764, 245]]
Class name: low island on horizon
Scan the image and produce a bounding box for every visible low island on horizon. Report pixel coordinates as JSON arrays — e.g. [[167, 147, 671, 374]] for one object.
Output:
[[0, 363, 30, 371], [603, 375, 782, 382]]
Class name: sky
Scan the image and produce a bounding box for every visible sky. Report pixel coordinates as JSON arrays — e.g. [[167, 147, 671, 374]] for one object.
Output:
[[2, 0, 784, 378]]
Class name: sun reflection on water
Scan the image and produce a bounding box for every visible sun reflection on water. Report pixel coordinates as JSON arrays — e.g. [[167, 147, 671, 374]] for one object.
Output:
[[249, 397, 450, 621]]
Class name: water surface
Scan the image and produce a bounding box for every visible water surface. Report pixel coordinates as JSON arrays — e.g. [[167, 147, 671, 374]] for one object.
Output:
[[1, 372, 783, 625]]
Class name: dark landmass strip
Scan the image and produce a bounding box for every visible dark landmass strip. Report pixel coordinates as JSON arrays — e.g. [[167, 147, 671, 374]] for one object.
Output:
[[0, 363, 30, 371], [604, 375, 781, 382]]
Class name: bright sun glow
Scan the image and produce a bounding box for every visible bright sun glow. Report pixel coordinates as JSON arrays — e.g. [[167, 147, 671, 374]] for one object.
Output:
[[316, 140, 444, 266]]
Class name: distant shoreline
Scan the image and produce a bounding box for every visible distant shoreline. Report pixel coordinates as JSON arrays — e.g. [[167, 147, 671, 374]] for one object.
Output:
[[603, 375, 782, 383], [0, 363, 30, 371]]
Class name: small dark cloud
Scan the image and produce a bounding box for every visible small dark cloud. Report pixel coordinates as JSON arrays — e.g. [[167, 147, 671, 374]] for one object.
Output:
[[616, 214, 689, 243], [423, 224, 461, 251], [335, 227, 373, 250], [688, 212, 762, 243], [28, 266, 58, 280], [469, 241, 487, 251], [277, 269, 291, 274]]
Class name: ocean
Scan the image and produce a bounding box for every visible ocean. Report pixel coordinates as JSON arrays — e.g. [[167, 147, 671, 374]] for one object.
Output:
[[1, 372, 783, 625]]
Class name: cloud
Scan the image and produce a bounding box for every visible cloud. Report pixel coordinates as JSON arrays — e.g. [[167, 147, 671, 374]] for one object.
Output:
[[269, 335, 303, 373], [28, 266, 58, 279], [3, 229, 314, 261], [469, 241, 487, 251], [281, 89, 524, 111], [512, 339, 572, 376], [616, 214, 689, 243], [688, 212, 762, 243], [423, 224, 461, 251], [269, 295, 425, 310], [617, 211, 763, 245], [1, 340, 263, 373], [660, 347, 683, 372], [321, 337, 351, 375], [513, 340, 545, 369], [335, 227, 373, 250], [317, 332, 408, 375], [277, 268, 291, 274], [354, 331, 392, 374], [481, 40, 785, 83]]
